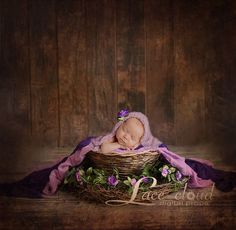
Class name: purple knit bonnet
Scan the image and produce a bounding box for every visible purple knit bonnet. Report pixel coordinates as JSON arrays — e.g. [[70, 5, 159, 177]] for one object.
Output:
[[91, 111, 162, 152]]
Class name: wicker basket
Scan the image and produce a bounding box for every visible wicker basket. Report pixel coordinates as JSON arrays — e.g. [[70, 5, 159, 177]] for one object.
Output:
[[86, 150, 160, 178], [62, 150, 189, 203]]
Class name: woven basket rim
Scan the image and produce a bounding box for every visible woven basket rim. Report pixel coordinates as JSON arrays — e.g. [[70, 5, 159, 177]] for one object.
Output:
[[91, 150, 160, 157]]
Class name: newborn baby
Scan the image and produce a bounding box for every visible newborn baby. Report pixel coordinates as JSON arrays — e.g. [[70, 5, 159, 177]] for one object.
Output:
[[100, 118, 144, 153]]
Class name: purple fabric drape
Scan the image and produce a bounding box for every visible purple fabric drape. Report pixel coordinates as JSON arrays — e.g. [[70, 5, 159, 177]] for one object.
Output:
[[185, 159, 236, 192], [0, 137, 94, 198], [0, 111, 235, 199], [0, 141, 235, 198]]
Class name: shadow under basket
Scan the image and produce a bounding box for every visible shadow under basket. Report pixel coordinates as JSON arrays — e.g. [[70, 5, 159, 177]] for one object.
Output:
[[86, 150, 160, 178]]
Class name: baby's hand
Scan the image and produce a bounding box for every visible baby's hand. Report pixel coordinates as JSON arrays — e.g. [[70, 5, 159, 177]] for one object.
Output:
[[100, 141, 124, 153]]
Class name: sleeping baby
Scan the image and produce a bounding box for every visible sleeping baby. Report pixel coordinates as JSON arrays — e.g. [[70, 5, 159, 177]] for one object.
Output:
[[100, 117, 144, 153]]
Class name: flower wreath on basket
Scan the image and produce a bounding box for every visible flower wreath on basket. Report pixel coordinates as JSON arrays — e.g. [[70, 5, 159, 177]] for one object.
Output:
[[59, 157, 189, 203], [59, 109, 189, 203]]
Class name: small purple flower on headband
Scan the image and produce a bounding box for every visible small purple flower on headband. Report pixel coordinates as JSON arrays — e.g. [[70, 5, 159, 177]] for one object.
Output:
[[117, 109, 129, 121]]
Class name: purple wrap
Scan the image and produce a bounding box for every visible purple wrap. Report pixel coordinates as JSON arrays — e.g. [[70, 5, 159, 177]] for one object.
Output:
[[42, 112, 213, 196]]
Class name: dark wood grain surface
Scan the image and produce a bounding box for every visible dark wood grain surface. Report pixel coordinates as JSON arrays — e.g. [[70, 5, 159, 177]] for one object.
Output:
[[0, 196, 235, 230]]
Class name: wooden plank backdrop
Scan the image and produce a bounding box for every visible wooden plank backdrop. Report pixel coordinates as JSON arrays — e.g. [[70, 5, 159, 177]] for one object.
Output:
[[57, 0, 88, 146], [145, 0, 175, 144], [86, 0, 116, 137], [0, 0, 30, 135], [173, 1, 207, 145], [0, 0, 235, 150], [29, 0, 58, 146], [116, 0, 146, 113]]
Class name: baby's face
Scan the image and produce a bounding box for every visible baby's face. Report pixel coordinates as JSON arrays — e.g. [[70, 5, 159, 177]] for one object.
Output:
[[115, 118, 144, 149]]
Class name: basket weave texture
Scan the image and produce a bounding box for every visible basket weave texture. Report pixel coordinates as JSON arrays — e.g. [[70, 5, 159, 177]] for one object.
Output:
[[86, 150, 160, 178]]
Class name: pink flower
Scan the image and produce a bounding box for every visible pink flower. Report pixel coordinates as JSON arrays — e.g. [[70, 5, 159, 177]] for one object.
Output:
[[176, 171, 182, 181], [161, 168, 169, 177], [76, 171, 81, 182], [76, 171, 83, 185], [108, 176, 119, 186], [131, 178, 137, 187]]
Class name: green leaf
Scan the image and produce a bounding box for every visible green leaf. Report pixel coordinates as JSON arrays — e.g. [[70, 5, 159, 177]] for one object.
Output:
[[123, 180, 130, 186], [169, 167, 176, 173], [86, 175, 92, 182], [128, 187, 133, 195], [163, 165, 169, 169], [167, 174, 171, 182], [142, 165, 152, 176], [93, 177, 102, 184], [93, 169, 101, 176], [171, 173, 177, 182], [92, 173, 107, 185], [113, 168, 119, 179], [79, 169, 85, 176], [100, 178, 107, 185], [86, 167, 93, 175], [100, 170, 105, 176]]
